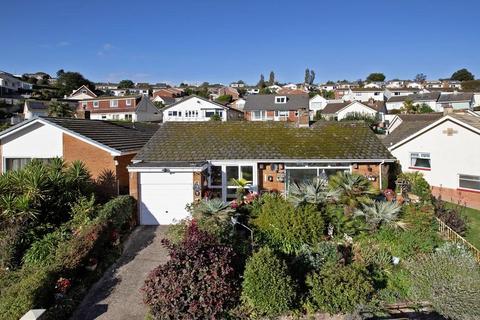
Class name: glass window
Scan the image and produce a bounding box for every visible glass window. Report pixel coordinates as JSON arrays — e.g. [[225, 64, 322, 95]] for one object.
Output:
[[210, 166, 222, 186], [110, 100, 118, 108], [410, 152, 431, 168], [126, 99, 132, 106], [226, 166, 239, 186], [241, 166, 253, 181], [93, 101, 99, 108], [286, 168, 317, 186], [459, 174, 480, 190], [5, 158, 52, 171], [252, 111, 264, 120]]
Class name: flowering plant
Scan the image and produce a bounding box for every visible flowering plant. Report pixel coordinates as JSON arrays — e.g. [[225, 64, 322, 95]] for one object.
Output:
[[55, 277, 71, 294]]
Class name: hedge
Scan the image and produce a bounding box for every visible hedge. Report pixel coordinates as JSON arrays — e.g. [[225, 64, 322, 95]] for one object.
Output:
[[0, 195, 136, 320]]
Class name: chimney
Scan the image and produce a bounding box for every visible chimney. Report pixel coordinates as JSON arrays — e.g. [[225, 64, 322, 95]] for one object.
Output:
[[297, 108, 310, 128], [443, 104, 453, 115]]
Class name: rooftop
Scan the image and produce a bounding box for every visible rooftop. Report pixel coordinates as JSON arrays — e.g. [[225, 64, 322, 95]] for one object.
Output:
[[382, 113, 443, 146], [244, 94, 309, 111], [133, 121, 394, 165]]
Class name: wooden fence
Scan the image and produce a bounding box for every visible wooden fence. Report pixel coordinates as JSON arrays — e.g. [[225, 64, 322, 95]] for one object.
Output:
[[435, 217, 480, 262]]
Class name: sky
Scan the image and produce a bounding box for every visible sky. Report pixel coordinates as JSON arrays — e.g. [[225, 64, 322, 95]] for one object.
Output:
[[1, 0, 479, 85]]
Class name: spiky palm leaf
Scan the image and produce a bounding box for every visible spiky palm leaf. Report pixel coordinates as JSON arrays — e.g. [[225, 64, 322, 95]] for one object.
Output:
[[192, 198, 235, 223], [354, 201, 403, 230], [329, 172, 375, 212], [288, 177, 339, 207]]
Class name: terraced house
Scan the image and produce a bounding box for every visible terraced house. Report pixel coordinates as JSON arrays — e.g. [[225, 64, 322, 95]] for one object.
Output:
[[128, 121, 395, 224]]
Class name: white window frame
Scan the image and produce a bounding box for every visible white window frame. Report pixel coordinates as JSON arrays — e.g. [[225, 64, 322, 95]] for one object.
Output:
[[81, 102, 87, 108], [110, 100, 118, 108], [93, 101, 99, 108], [458, 174, 480, 191], [126, 99, 132, 106], [251, 110, 265, 121], [208, 162, 257, 202], [410, 152, 431, 169], [275, 96, 287, 104]]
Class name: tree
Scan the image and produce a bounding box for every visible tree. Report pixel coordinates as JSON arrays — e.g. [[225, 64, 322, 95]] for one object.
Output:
[[215, 94, 232, 104], [418, 103, 434, 113], [366, 73, 385, 82], [461, 80, 480, 91], [401, 99, 418, 114], [56, 69, 65, 78], [304, 68, 316, 85], [48, 101, 73, 117], [268, 71, 275, 86], [451, 68, 474, 81], [55, 71, 93, 97], [321, 90, 335, 99], [117, 80, 134, 89], [414, 73, 427, 83], [257, 74, 266, 88]]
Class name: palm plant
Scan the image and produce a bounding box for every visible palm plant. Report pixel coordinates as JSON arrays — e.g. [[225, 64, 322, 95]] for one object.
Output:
[[192, 198, 235, 223], [231, 178, 252, 201], [288, 177, 339, 208], [354, 201, 404, 230], [329, 172, 375, 214]]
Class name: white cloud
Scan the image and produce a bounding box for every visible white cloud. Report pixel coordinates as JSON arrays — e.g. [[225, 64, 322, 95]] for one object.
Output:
[[57, 41, 70, 47], [97, 43, 115, 56]]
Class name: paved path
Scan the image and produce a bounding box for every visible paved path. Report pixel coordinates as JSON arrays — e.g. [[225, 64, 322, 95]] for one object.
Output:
[[71, 225, 170, 320]]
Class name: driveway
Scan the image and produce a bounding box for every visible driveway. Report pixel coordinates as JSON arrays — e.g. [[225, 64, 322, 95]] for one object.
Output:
[[71, 225, 170, 320]]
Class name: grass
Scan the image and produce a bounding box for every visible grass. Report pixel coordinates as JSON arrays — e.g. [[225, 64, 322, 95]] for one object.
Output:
[[445, 202, 480, 249]]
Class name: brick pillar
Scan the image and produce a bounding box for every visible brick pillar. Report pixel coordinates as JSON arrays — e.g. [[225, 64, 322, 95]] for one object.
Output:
[[297, 108, 310, 127], [129, 171, 140, 224]]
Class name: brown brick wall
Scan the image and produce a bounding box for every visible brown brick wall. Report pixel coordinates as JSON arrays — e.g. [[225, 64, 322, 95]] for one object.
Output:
[[258, 163, 286, 193], [62, 133, 116, 180], [432, 186, 480, 210], [352, 163, 382, 189], [115, 153, 136, 193]]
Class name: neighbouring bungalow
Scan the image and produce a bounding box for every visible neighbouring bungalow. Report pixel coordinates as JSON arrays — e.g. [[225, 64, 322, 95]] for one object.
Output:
[[23, 100, 49, 119], [321, 100, 386, 122], [128, 121, 395, 225], [78, 95, 162, 122], [385, 92, 441, 112], [244, 94, 309, 122], [384, 88, 421, 100], [0, 117, 155, 194], [344, 88, 384, 102], [436, 92, 474, 111], [385, 113, 443, 134], [161, 95, 243, 122], [383, 109, 480, 209]]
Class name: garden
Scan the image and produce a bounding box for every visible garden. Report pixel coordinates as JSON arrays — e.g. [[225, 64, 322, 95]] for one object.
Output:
[[0, 159, 136, 320], [143, 171, 480, 320]]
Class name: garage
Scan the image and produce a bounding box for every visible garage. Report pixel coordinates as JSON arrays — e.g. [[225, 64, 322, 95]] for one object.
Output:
[[139, 171, 194, 225]]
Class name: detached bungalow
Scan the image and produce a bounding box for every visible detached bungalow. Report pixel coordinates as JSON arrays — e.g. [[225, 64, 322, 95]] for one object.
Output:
[[436, 93, 474, 111], [128, 121, 395, 224], [321, 101, 385, 121], [0, 117, 154, 193], [161, 95, 243, 122], [244, 94, 309, 122], [385, 92, 440, 112], [384, 110, 480, 209]]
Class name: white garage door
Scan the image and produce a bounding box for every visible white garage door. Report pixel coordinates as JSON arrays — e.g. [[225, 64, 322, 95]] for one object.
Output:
[[139, 172, 193, 225]]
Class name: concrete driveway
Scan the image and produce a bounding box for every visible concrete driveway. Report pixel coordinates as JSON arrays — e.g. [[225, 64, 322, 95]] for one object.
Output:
[[71, 225, 170, 320]]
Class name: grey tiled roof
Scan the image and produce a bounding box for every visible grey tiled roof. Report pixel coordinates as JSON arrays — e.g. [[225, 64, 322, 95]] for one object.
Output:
[[449, 113, 480, 131], [382, 113, 443, 147], [133, 121, 394, 165], [321, 102, 351, 114], [244, 94, 309, 111], [387, 92, 440, 103], [43, 117, 154, 152], [438, 93, 474, 103], [26, 100, 48, 110]]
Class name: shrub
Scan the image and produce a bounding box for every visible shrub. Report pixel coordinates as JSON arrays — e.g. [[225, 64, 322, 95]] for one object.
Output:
[[398, 172, 431, 202], [296, 241, 341, 271], [242, 247, 296, 316], [188, 198, 235, 241], [142, 222, 239, 319], [354, 201, 402, 231], [306, 263, 374, 315], [97, 195, 135, 229], [252, 194, 325, 254], [329, 172, 375, 214], [22, 227, 70, 267], [433, 200, 468, 235], [406, 243, 480, 320]]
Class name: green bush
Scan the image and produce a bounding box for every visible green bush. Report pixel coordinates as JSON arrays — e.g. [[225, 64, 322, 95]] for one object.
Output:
[[22, 227, 71, 267], [306, 263, 374, 315], [252, 194, 325, 254], [296, 241, 341, 271], [398, 172, 431, 202], [406, 243, 480, 320], [97, 195, 135, 229], [242, 247, 296, 316], [0, 266, 56, 320]]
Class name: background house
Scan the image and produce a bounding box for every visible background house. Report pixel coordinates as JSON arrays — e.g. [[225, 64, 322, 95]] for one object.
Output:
[[65, 85, 97, 101], [244, 94, 309, 122], [78, 96, 162, 122], [161, 95, 243, 122], [343, 88, 384, 102], [321, 101, 383, 121], [385, 92, 440, 111]]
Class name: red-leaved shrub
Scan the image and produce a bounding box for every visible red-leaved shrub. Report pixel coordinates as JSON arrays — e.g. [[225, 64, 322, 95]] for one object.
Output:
[[142, 221, 239, 319]]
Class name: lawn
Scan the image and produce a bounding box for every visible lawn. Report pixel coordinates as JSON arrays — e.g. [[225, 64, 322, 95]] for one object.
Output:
[[446, 202, 480, 249]]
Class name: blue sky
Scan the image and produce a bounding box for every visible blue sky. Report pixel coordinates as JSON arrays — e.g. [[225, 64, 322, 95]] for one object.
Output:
[[1, 0, 478, 85]]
